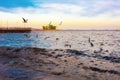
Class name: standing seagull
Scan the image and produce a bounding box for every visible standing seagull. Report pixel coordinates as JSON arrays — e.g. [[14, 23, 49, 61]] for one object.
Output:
[[22, 17, 28, 23]]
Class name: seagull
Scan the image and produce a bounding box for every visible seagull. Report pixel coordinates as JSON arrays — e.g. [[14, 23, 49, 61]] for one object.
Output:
[[22, 17, 28, 23], [24, 33, 30, 38], [59, 21, 62, 25], [88, 37, 94, 47], [49, 21, 52, 25]]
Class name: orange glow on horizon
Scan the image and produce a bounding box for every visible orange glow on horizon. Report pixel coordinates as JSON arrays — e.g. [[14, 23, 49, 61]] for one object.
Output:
[[0, 16, 120, 30]]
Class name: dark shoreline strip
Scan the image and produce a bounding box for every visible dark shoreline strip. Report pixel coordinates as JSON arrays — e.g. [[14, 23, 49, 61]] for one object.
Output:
[[67, 49, 120, 63], [0, 46, 120, 63], [90, 67, 120, 75], [0, 30, 31, 33]]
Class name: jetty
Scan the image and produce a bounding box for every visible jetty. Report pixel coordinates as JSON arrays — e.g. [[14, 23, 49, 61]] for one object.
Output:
[[0, 27, 31, 33]]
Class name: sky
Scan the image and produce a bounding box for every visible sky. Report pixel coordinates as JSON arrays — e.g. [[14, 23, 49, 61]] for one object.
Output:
[[0, 0, 120, 30]]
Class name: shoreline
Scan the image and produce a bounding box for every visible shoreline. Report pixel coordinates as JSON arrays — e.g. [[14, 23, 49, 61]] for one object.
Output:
[[0, 30, 31, 33], [0, 46, 120, 80], [0, 29, 119, 33]]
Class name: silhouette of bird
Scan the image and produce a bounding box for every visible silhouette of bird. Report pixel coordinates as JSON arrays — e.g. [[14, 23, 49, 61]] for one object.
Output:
[[64, 44, 71, 48], [49, 21, 52, 25], [22, 17, 28, 23], [36, 34, 38, 38], [88, 37, 94, 47], [24, 34, 30, 38], [44, 37, 50, 40], [59, 21, 62, 25]]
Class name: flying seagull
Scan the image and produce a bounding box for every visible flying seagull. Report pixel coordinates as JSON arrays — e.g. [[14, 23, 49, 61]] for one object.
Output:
[[22, 17, 28, 23], [59, 21, 62, 25], [49, 21, 52, 25]]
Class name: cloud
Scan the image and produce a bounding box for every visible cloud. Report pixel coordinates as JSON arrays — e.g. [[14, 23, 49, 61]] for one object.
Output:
[[40, 3, 84, 14], [88, 0, 120, 16], [0, 0, 120, 29], [0, 0, 120, 18], [33, 0, 120, 17]]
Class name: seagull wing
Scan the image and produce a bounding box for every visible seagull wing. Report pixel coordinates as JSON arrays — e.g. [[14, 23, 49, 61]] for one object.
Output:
[[59, 21, 62, 25], [26, 19, 28, 22], [22, 18, 26, 22]]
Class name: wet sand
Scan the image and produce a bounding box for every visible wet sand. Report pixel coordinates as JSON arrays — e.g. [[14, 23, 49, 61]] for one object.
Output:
[[0, 46, 119, 80]]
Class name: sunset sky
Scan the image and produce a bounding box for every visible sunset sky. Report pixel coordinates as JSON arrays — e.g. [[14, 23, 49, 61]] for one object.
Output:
[[0, 0, 120, 30]]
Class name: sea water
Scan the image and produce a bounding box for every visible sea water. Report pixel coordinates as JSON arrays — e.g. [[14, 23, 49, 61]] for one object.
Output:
[[0, 30, 120, 51]]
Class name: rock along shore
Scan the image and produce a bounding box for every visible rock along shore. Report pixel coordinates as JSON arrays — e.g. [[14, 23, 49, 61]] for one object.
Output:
[[0, 46, 120, 80]]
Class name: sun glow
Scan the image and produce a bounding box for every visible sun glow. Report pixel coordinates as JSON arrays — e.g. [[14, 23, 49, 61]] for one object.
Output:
[[0, 0, 120, 30]]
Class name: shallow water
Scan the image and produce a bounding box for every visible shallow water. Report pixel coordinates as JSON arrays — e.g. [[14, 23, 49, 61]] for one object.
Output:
[[0, 30, 120, 51]]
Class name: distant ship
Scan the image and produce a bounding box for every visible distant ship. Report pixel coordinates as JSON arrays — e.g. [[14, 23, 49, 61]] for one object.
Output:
[[42, 21, 62, 30]]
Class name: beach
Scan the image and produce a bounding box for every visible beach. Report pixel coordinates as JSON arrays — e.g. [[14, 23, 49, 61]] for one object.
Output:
[[0, 30, 120, 80], [0, 0, 120, 79]]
